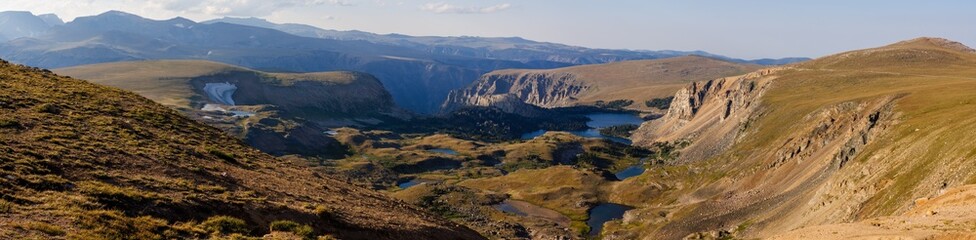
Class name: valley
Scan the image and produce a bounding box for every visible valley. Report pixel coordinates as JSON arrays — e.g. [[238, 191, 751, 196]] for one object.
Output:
[[1, 5, 974, 240]]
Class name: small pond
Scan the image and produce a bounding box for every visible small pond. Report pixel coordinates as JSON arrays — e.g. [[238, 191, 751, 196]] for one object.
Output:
[[586, 203, 634, 237], [396, 179, 429, 189], [427, 148, 459, 155], [614, 158, 647, 181]]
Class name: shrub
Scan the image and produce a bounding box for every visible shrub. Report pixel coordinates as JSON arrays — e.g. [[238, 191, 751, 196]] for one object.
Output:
[[199, 216, 249, 235], [78, 181, 157, 207], [0, 199, 14, 213], [73, 211, 169, 240], [34, 103, 61, 114], [206, 147, 238, 164], [0, 118, 20, 129], [598, 124, 640, 138], [645, 97, 674, 109], [269, 220, 314, 239], [595, 99, 634, 109]]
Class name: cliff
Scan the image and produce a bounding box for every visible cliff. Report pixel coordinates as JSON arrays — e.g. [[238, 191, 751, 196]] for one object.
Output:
[[441, 56, 761, 115], [630, 68, 783, 162]]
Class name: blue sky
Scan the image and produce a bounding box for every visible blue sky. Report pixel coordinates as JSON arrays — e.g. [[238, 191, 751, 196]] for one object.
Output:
[[1, 0, 974, 59]]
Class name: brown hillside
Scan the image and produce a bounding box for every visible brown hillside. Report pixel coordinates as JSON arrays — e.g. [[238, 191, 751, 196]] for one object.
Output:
[[0, 59, 482, 239], [617, 38, 976, 239]]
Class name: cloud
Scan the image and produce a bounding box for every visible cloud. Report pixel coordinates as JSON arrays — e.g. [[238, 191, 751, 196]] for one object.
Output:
[[420, 2, 511, 14], [144, 0, 353, 17]]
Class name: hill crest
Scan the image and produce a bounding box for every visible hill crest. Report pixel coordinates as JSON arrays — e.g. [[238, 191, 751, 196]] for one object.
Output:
[[0, 59, 482, 239], [885, 37, 975, 53]]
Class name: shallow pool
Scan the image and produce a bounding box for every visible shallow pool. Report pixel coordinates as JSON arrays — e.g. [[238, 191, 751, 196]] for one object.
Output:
[[428, 148, 459, 155], [586, 203, 633, 236]]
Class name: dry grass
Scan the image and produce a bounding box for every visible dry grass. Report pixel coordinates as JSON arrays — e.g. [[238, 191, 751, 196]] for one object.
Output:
[[458, 166, 609, 233], [606, 38, 976, 238], [0, 60, 482, 240]]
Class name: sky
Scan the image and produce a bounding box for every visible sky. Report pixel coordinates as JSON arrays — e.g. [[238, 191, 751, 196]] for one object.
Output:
[[1, 0, 974, 59]]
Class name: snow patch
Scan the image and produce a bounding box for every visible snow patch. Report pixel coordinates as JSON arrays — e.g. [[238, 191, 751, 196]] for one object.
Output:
[[201, 104, 226, 112], [203, 82, 237, 105], [201, 104, 254, 118]]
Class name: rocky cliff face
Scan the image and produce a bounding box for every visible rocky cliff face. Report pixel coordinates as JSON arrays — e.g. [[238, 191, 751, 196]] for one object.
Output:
[[631, 68, 782, 162], [441, 56, 761, 115], [442, 71, 586, 116]]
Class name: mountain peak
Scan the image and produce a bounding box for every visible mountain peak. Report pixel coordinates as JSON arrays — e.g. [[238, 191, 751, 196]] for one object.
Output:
[[0, 10, 34, 16], [37, 13, 63, 25], [95, 10, 143, 19], [886, 37, 975, 53]]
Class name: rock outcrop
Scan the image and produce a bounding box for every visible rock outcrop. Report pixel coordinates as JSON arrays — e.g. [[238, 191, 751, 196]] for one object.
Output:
[[631, 68, 783, 162], [442, 72, 584, 116]]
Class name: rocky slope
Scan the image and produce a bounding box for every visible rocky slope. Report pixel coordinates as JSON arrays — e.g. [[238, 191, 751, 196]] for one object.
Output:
[[0, 59, 482, 239], [442, 56, 761, 115], [56, 60, 398, 158], [609, 37, 976, 239], [769, 183, 976, 239]]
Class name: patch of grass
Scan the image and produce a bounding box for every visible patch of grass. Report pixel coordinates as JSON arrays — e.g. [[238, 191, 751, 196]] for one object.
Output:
[[16, 222, 65, 236], [0, 199, 15, 213], [269, 220, 314, 239], [207, 147, 239, 164], [33, 103, 61, 114], [199, 216, 250, 236], [72, 210, 172, 239], [78, 181, 160, 207], [0, 118, 20, 129]]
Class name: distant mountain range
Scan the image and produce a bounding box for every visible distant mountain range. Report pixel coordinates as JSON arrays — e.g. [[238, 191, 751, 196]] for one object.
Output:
[[0, 11, 62, 41], [0, 11, 810, 114]]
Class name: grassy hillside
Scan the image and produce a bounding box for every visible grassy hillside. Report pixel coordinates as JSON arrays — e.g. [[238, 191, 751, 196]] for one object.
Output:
[[612, 38, 976, 239], [0, 59, 482, 239]]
